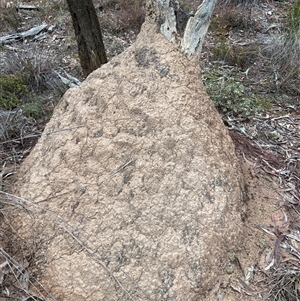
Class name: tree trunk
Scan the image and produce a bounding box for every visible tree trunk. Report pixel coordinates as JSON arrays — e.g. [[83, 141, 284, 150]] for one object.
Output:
[[66, 0, 107, 77], [147, 0, 217, 58], [182, 0, 217, 57]]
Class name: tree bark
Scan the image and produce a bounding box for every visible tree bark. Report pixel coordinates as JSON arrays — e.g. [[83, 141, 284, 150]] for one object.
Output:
[[182, 0, 217, 57], [66, 0, 107, 77], [146, 0, 179, 41], [147, 0, 217, 58]]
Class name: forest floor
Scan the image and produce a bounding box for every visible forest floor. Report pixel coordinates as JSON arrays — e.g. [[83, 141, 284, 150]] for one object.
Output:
[[0, 0, 299, 300]]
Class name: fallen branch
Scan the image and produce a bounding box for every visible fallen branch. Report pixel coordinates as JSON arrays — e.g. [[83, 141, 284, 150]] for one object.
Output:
[[0, 24, 48, 45], [53, 69, 81, 87], [17, 4, 39, 10]]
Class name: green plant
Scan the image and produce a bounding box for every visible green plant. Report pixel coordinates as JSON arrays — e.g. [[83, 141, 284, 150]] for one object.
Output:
[[0, 74, 51, 120], [259, 237, 266, 246], [226, 264, 234, 274], [0, 45, 68, 124], [3, 46, 68, 95], [212, 38, 231, 60], [22, 98, 45, 119], [228, 252, 236, 262], [0, 75, 28, 110], [287, 0, 300, 37], [204, 73, 271, 117]]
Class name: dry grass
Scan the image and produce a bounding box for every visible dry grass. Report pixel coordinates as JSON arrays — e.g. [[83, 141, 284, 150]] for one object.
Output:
[[100, 0, 145, 34], [0, 6, 21, 32], [219, 0, 259, 7], [262, 0, 300, 95], [263, 33, 300, 95], [3, 46, 62, 94], [261, 265, 300, 301], [0, 191, 58, 301]]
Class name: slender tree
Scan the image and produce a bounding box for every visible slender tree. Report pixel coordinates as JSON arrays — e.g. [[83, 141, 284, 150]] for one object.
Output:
[[66, 0, 107, 77]]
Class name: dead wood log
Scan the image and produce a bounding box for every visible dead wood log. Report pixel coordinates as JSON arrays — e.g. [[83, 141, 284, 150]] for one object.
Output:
[[53, 69, 81, 88], [17, 4, 39, 10], [0, 24, 47, 45]]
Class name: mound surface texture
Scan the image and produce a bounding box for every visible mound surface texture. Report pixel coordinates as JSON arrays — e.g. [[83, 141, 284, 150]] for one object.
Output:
[[14, 22, 246, 300]]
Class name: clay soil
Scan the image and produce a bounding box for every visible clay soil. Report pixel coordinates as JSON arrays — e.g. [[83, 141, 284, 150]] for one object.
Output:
[[0, 0, 299, 300]]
